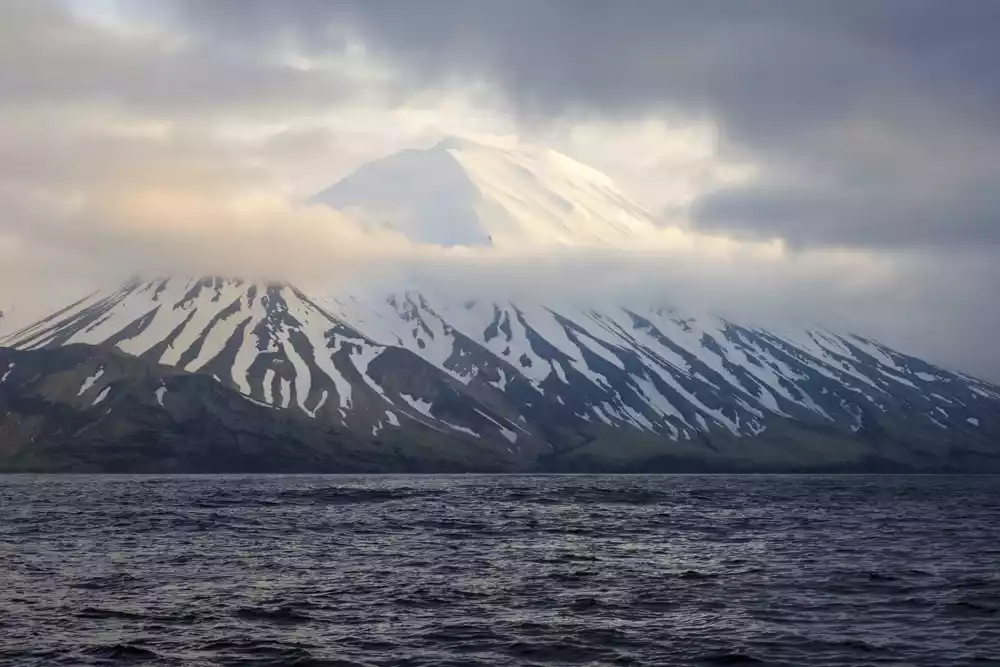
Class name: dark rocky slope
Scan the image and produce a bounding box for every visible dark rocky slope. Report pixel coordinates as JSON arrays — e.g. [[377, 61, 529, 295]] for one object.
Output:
[[2, 342, 998, 473], [0, 345, 519, 473]]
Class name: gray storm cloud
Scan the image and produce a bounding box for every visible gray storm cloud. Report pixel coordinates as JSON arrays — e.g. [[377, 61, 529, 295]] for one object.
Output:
[[0, 0, 998, 380], [159, 0, 1000, 249]]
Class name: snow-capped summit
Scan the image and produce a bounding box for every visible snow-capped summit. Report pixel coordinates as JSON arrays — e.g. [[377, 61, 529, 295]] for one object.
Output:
[[2, 139, 999, 472], [311, 136, 659, 248]]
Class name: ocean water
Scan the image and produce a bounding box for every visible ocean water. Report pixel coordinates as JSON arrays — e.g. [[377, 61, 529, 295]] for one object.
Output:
[[1, 474, 998, 666]]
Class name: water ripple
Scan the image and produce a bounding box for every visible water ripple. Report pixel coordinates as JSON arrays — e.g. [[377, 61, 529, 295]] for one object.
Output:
[[1, 474, 998, 666]]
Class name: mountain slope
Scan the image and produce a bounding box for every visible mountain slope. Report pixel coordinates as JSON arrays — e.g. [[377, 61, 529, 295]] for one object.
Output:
[[4, 278, 998, 472], [322, 290, 1000, 467], [2, 138, 999, 472], [0, 278, 541, 455], [0, 344, 521, 473]]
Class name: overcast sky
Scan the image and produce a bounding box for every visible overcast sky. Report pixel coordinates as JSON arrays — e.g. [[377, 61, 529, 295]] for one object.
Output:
[[2, 0, 999, 380]]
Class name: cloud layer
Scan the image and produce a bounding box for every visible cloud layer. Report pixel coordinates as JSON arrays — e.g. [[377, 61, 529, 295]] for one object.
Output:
[[1, 1, 998, 380], [159, 0, 1000, 249]]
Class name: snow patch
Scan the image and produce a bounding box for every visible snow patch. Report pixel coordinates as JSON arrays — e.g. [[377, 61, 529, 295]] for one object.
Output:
[[304, 390, 328, 419], [312, 343, 352, 410], [474, 408, 519, 442], [442, 421, 480, 438], [279, 378, 292, 409], [971, 386, 1000, 401], [244, 395, 273, 409], [350, 343, 393, 404], [262, 368, 275, 405], [551, 360, 568, 384], [279, 329, 313, 413], [400, 393, 435, 419], [592, 405, 614, 426], [78, 368, 105, 396], [92, 386, 110, 406], [490, 367, 510, 391]]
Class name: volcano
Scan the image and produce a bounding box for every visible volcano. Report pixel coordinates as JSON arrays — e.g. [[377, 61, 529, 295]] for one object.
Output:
[[2, 138, 998, 472]]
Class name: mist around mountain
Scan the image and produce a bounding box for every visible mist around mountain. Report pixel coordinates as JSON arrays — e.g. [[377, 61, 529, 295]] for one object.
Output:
[[2, 139, 998, 473]]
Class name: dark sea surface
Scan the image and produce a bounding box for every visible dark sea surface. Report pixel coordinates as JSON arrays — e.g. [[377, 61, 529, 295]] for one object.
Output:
[[2, 474, 999, 667]]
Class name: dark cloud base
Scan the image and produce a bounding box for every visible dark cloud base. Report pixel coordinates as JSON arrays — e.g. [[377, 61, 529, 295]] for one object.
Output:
[[161, 0, 1000, 249]]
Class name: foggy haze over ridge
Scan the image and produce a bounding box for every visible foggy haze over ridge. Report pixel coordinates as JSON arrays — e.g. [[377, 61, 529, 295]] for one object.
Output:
[[1, 1, 998, 381]]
